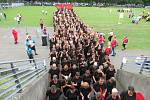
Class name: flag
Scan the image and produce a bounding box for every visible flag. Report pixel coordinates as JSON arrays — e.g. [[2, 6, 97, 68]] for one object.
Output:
[[65, 4, 73, 10], [55, 4, 65, 9]]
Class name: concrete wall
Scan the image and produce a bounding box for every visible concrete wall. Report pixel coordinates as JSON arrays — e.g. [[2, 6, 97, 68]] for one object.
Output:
[[116, 69, 150, 100], [11, 72, 49, 100]]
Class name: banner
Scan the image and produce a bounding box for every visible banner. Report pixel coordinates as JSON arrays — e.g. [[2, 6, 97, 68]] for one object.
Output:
[[55, 4, 73, 10]]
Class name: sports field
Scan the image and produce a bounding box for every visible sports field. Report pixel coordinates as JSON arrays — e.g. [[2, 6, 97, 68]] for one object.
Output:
[[0, 6, 150, 49]]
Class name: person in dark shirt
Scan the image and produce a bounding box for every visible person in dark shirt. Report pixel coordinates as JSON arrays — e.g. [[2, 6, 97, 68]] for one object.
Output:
[[50, 75, 61, 89], [91, 93, 102, 100], [106, 64, 116, 80], [93, 69, 105, 83], [66, 85, 79, 100], [120, 86, 136, 100], [45, 85, 62, 100], [48, 64, 60, 81], [106, 77, 116, 97], [106, 88, 120, 100], [79, 58, 87, 76], [3, 12, 6, 19], [93, 77, 107, 99], [82, 70, 92, 85], [50, 57, 60, 66], [80, 82, 92, 100], [70, 64, 79, 77], [71, 72, 82, 89], [61, 64, 71, 80]]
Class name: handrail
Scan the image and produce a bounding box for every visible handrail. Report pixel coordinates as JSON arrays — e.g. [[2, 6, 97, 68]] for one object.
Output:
[[0, 58, 48, 99], [0, 57, 48, 65], [120, 56, 150, 74]]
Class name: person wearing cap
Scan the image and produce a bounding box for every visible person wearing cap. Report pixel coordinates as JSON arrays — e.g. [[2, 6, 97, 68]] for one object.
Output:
[[120, 86, 136, 100], [106, 88, 120, 100], [45, 85, 62, 100], [12, 28, 18, 44]]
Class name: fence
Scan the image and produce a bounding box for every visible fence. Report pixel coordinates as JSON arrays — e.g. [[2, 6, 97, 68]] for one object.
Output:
[[120, 56, 150, 75], [0, 58, 49, 100], [0, 3, 24, 9]]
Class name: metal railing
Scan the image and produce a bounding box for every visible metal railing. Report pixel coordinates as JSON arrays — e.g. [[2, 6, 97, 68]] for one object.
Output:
[[120, 56, 150, 75], [0, 58, 49, 100]]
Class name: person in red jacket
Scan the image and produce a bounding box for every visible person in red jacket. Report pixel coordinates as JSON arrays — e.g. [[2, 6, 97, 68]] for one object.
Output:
[[105, 45, 111, 56], [136, 92, 145, 100], [111, 36, 117, 56], [12, 28, 18, 44], [98, 33, 105, 50], [122, 36, 128, 50]]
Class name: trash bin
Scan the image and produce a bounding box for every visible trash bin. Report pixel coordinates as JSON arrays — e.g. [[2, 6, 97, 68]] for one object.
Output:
[[41, 35, 47, 46]]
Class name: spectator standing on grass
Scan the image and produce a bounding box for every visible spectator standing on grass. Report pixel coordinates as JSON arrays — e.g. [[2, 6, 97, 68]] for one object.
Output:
[[3, 12, 6, 19], [16, 13, 22, 24], [122, 36, 128, 50], [40, 18, 44, 30], [12, 28, 18, 44], [108, 32, 114, 42]]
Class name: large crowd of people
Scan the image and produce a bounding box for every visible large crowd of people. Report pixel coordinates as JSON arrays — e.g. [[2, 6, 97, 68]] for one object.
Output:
[[45, 7, 143, 100]]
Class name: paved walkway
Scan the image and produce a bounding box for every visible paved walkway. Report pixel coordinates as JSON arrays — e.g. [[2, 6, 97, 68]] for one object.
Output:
[[0, 27, 150, 75], [110, 49, 150, 75], [0, 27, 54, 62]]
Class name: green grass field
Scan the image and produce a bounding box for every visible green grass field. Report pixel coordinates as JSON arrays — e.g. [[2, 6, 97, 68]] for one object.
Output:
[[0, 6, 150, 49]]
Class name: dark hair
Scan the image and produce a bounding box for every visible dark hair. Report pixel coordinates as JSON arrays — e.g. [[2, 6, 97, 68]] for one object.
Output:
[[28, 45, 31, 48], [128, 86, 135, 92]]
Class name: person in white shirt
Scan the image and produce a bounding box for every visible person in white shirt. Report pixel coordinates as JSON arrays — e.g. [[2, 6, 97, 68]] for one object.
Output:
[[28, 35, 38, 55]]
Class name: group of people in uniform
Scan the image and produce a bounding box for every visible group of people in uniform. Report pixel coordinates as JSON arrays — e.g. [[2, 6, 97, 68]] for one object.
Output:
[[44, 6, 144, 100]]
